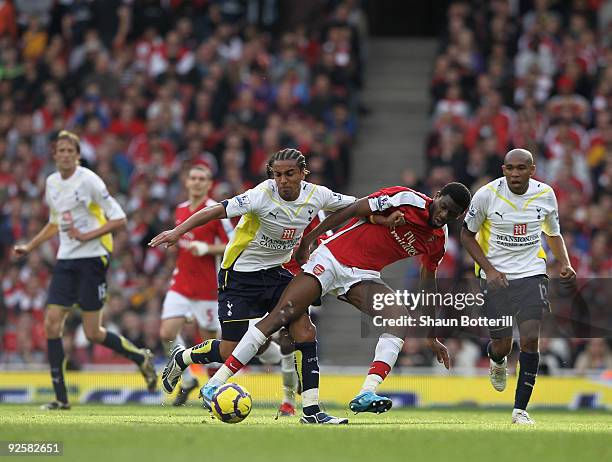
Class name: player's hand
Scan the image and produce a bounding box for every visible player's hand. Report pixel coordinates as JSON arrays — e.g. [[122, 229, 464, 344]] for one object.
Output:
[[486, 269, 509, 290], [67, 226, 87, 241], [383, 210, 405, 228], [427, 337, 450, 369], [559, 264, 576, 289], [295, 239, 313, 266], [148, 229, 181, 248], [13, 244, 30, 259]]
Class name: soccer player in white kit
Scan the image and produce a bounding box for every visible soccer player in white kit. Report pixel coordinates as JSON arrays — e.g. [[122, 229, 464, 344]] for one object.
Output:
[[14, 130, 157, 410], [150, 148, 356, 424], [461, 148, 576, 424], [159, 165, 232, 405]]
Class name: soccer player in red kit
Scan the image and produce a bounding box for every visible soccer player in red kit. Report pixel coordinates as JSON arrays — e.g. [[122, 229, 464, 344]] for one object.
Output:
[[199, 182, 471, 415], [160, 165, 232, 405]]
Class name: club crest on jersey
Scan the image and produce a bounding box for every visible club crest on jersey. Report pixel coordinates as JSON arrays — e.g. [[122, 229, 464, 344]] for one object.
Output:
[[313, 264, 325, 276], [281, 228, 296, 240], [514, 223, 527, 236]]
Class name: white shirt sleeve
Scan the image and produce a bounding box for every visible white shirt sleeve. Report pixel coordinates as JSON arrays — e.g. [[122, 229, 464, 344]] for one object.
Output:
[[464, 187, 489, 233], [89, 173, 126, 220], [542, 190, 561, 236], [223, 186, 266, 218], [319, 186, 356, 211]]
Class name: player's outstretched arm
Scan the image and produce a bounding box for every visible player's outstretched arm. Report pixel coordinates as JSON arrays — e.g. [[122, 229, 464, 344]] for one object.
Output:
[[149, 203, 227, 248], [544, 234, 576, 283], [296, 197, 369, 264], [296, 197, 403, 264], [13, 223, 59, 258], [460, 224, 508, 289], [419, 266, 451, 370]]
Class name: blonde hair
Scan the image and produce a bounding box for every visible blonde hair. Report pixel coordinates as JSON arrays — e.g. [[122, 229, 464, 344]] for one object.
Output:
[[56, 130, 81, 165]]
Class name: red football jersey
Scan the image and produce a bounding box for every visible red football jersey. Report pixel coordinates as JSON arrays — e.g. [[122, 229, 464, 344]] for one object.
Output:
[[169, 198, 232, 300], [324, 187, 447, 272]]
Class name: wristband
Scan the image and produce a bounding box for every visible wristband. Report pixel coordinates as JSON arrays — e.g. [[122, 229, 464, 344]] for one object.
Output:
[[189, 241, 210, 256]]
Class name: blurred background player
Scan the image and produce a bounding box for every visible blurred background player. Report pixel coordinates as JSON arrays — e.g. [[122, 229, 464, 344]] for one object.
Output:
[[461, 148, 577, 425], [200, 182, 470, 417], [13, 130, 157, 410], [150, 148, 356, 424], [159, 165, 232, 406]]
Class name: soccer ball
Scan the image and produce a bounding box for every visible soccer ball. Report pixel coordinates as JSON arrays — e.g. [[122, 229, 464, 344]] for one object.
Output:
[[211, 383, 252, 424]]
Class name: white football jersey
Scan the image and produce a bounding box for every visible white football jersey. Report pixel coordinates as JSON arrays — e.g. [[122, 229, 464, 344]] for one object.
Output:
[[221, 179, 356, 271], [464, 177, 560, 280], [45, 166, 126, 259]]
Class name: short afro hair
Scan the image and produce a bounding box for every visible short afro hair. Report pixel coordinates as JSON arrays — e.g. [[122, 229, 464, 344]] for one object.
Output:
[[439, 182, 471, 211]]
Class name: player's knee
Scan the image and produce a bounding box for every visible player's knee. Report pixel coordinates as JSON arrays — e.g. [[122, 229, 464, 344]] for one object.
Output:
[[290, 321, 316, 343], [44, 317, 63, 338], [159, 325, 176, 343], [520, 338, 539, 353], [277, 329, 294, 354], [85, 329, 106, 344]]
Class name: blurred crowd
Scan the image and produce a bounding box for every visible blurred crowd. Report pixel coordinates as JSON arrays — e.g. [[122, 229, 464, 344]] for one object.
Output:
[[398, 0, 612, 373], [0, 0, 368, 365]]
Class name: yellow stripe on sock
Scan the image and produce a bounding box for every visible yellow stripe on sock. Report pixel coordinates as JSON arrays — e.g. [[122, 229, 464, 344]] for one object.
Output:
[[294, 349, 303, 390], [120, 335, 144, 357], [192, 339, 214, 354]]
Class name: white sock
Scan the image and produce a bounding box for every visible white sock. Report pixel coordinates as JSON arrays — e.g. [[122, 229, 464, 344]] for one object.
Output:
[[182, 348, 193, 366], [360, 333, 404, 394], [232, 326, 268, 364], [281, 353, 297, 405], [209, 365, 232, 387], [208, 326, 268, 387], [256, 341, 282, 365], [302, 388, 319, 409], [174, 334, 195, 383]]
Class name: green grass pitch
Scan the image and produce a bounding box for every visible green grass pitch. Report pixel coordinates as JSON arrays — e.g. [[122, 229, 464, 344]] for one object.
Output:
[[0, 405, 610, 462]]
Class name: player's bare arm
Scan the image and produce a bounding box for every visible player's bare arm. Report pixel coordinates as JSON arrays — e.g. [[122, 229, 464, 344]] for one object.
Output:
[[67, 217, 127, 242], [296, 197, 404, 265], [544, 234, 577, 283], [419, 265, 450, 369], [148, 203, 227, 248], [13, 223, 59, 257], [460, 225, 509, 289]]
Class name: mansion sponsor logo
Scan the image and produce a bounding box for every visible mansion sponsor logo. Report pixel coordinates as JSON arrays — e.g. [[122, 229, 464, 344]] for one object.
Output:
[[495, 233, 540, 247], [258, 234, 300, 250]]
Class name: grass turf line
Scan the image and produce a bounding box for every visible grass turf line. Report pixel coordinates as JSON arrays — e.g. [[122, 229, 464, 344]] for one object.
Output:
[[0, 405, 610, 462]]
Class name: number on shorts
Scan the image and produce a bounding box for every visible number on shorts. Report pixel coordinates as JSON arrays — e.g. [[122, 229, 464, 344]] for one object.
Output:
[[538, 281, 547, 302]]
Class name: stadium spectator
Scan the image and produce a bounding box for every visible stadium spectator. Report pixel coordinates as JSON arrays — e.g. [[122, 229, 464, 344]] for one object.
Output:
[[0, 1, 366, 366]]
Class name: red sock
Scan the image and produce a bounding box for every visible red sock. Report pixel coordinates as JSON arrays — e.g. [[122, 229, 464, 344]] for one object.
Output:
[[225, 355, 245, 374], [368, 361, 391, 380]]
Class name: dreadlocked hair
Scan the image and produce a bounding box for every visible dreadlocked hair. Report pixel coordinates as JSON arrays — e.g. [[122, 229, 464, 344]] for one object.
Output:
[[266, 148, 309, 178]]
